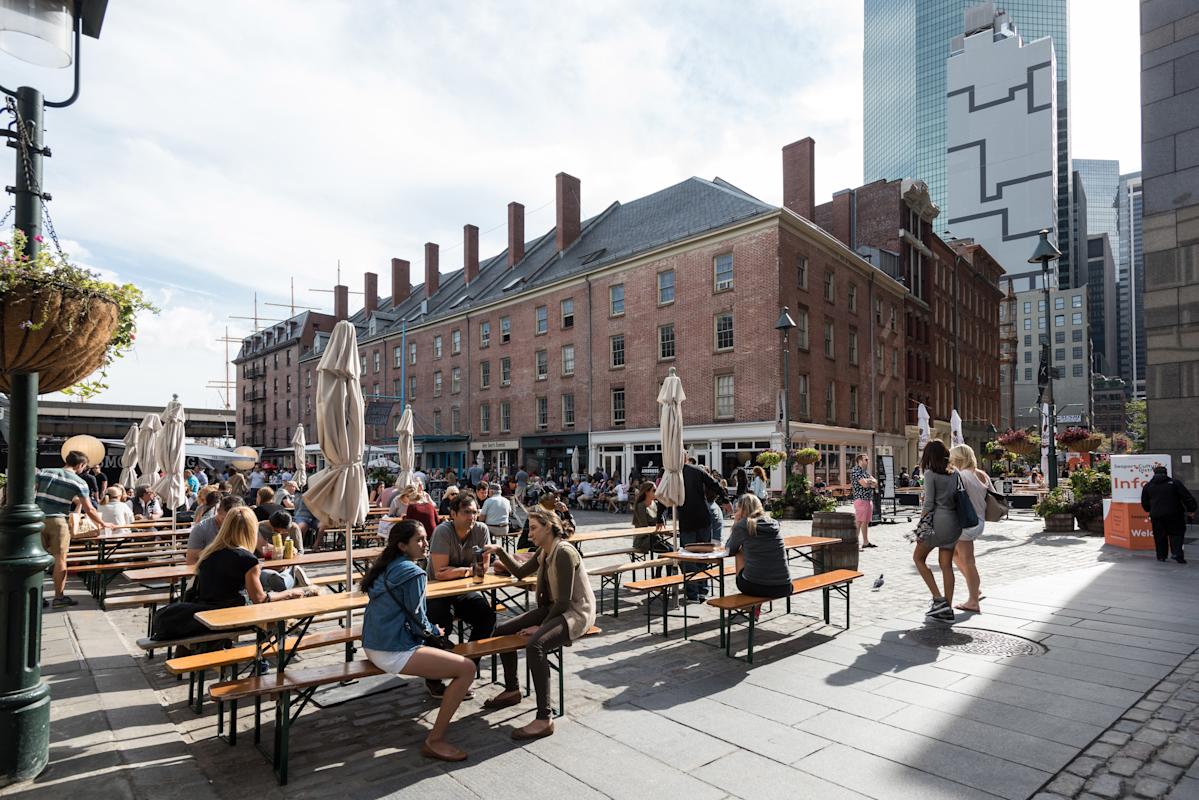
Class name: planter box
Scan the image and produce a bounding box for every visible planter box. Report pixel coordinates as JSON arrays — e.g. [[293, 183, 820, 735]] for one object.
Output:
[[1043, 513, 1075, 533]]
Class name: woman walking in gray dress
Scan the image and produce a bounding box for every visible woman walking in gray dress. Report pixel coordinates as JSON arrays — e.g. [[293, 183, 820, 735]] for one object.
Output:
[[912, 440, 963, 623]]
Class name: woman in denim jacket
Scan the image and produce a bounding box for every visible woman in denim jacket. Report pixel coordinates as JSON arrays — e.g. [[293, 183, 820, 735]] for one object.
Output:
[[360, 520, 475, 762]]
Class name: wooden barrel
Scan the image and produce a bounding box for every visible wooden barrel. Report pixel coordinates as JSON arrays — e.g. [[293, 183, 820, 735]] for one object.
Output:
[[812, 511, 859, 573]]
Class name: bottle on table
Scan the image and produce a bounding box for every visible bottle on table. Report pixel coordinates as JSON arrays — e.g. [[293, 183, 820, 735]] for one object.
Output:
[[471, 545, 485, 584]]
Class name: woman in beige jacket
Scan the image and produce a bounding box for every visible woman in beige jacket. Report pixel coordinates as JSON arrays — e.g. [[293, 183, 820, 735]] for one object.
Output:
[[482, 508, 596, 740]]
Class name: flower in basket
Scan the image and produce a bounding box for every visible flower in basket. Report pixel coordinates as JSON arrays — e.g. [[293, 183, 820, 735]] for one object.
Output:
[[1055, 426, 1101, 452], [0, 229, 157, 398], [997, 429, 1040, 457], [756, 449, 786, 469], [791, 447, 820, 466]]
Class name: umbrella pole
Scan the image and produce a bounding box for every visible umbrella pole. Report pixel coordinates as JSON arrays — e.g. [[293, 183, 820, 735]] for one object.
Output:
[[345, 526, 354, 646], [673, 507, 679, 553]]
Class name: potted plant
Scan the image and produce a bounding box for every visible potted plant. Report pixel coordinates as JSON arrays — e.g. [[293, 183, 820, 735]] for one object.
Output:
[[1035, 487, 1075, 533], [1069, 466, 1111, 535], [783, 472, 836, 520], [1056, 426, 1103, 453], [997, 429, 1040, 459], [1, 230, 155, 397], [791, 447, 820, 467], [756, 449, 786, 470]]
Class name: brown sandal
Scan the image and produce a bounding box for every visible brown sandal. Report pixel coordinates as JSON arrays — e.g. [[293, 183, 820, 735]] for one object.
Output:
[[420, 741, 467, 762], [483, 689, 522, 710], [512, 720, 555, 740]]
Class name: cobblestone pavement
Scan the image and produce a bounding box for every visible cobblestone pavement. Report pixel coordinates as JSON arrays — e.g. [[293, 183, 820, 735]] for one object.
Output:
[[5, 507, 1196, 800]]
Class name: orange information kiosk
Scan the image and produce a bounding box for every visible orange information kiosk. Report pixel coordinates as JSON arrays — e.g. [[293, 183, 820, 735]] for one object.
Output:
[[1104, 454, 1172, 551]]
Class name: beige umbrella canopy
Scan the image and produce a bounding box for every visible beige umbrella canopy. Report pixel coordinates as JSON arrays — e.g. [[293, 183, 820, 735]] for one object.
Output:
[[657, 367, 686, 551], [292, 424, 307, 489], [152, 396, 187, 513], [393, 405, 415, 491], [119, 423, 140, 487], [137, 412, 162, 485]]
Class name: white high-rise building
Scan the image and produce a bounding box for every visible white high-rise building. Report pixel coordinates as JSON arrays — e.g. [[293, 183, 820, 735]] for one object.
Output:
[[946, 5, 1059, 275]]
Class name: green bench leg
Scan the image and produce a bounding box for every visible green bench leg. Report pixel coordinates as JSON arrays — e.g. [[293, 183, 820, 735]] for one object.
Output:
[[746, 612, 756, 664], [612, 573, 621, 619], [254, 695, 262, 744], [274, 690, 292, 785], [823, 588, 830, 625]]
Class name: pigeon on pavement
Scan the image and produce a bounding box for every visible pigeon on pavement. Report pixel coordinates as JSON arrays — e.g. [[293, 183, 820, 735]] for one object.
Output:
[[872, 574, 884, 590]]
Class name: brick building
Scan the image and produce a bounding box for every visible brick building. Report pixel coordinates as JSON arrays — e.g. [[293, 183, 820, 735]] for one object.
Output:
[[283, 147, 911, 487]]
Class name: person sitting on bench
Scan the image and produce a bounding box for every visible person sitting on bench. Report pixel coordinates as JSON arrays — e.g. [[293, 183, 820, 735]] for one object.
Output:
[[361, 520, 476, 763], [726, 495, 792, 602], [196, 508, 305, 607], [480, 508, 597, 741]]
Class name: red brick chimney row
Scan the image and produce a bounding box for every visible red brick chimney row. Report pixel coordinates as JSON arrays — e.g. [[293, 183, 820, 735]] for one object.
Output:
[[464, 224, 479, 286], [556, 172, 581, 252], [508, 201, 525, 268], [363, 272, 378, 316], [334, 285, 348, 321], [391, 257, 410, 306], [424, 242, 439, 297], [782, 137, 816, 221]]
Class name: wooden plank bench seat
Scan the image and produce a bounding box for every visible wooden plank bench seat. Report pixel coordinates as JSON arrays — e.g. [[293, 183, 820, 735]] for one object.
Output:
[[579, 547, 639, 560], [707, 569, 862, 663], [209, 626, 600, 785], [626, 565, 737, 638], [68, 558, 184, 605], [104, 591, 172, 637], [588, 558, 674, 617]]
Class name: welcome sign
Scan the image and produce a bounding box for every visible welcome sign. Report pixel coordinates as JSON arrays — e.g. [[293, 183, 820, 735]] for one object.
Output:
[[1110, 454, 1172, 503], [1106, 454, 1172, 550]]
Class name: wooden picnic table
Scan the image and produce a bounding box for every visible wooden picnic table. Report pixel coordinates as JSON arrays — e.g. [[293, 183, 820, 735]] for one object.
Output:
[[568, 526, 659, 544], [123, 548, 383, 597]]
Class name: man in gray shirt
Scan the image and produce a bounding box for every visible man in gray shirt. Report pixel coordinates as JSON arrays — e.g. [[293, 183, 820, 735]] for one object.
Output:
[[185, 495, 245, 564], [476, 481, 511, 541]]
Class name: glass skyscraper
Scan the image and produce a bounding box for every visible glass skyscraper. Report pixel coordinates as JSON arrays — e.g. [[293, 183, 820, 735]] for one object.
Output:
[[1074, 158, 1122, 263], [864, 0, 1071, 269]]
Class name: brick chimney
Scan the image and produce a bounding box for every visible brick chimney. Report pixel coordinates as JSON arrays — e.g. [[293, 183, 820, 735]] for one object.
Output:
[[390, 257, 410, 306], [424, 242, 439, 296], [829, 190, 853, 248], [555, 172, 581, 252], [782, 137, 816, 220], [334, 285, 348, 321], [507, 202, 525, 268], [364, 272, 378, 316], [464, 224, 479, 285]]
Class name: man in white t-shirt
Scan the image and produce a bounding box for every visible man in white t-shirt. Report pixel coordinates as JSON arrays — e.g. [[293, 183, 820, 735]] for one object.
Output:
[[476, 481, 511, 540], [577, 479, 595, 509], [249, 467, 266, 490]]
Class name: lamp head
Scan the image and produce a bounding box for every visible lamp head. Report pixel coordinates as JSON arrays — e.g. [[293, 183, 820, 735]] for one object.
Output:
[[1027, 229, 1061, 265], [775, 307, 796, 332], [0, 0, 106, 68]]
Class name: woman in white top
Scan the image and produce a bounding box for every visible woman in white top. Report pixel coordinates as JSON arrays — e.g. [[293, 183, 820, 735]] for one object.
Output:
[[750, 466, 769, 500], [98, 487, 134, 533], [949, 444, 990, 613]]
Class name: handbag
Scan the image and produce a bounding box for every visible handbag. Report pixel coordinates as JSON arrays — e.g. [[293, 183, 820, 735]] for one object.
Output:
[[955, 475, 980, 530], [383, 574, 455, 651], [914, 513, 936, 542], [984, 490, 1009, 522]]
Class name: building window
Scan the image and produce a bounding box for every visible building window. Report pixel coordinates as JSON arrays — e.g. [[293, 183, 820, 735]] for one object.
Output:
[[714, 253, 733, 291], [1055, 331, 1065, 344], [407, 375, 416, 399], [500, 401, 511, 433], [359, 355, 366, 374], [1055, 314, 1065, 328], [847, 283, 857, 313], [433, 409, 442, 435], [1072, 312, 1083, 325], [393, 378, 401, 396], [610, 284, 625, 316], [1024, 318, 1032, 331], [480, 321, 491, 348], [433, 371, 442, 397], [826, 382, 836, 422], [824, 320, 835, 358], [1038, 317, 1046, 330], [1023, 301, 1032, 314], [393, 346, 402, 368], [1055, 296, 1065, 310], [1038, 299, 1046, 312], [1055, 348, 1065, 363], [877, 347, 885, 375], [659, 324, 676, 360], [535, 305, 548, 335], [1024, 351, 1032, 364], [798, 374, 810, 417], [451, 329, 461, 354], [373, 351, 381, 372], [561, 298, 574, 329], [1073, 363, 1084, 377], [480, 404, 490, 433], [796, 308, 809, 350], [372, 383, 380, 397], [433, 336, 443, 358], [714, 374, 734, 419], [286, 375, 292, 392], [848, 328, 859, 365], [536, 397, 548, 429], [892, 349, 898, 375], [562, 394, 575, 428], [797, 256, 808, 289], [658, 270, 675, 304], [1025, 368, 1033, 381], [409, 342, 417, 364], [536, 349, 548, 380], [501, 357, 511, 386], [1072, 329, 1083, 342], [1072, 295, 1083, 308], [610, 335, 625, 368], [451, 367, 461, 394], [480, 361, 491, 388], [500, 316, 511, 343], [1072, 346, 1083, 360], [715, 313, 734, 351], [849, 385, 859, 425], [451, 407, 460, 434], [823, 272, 835, 302], [558, 344, 574, 376], [611, 387, 626, 425]]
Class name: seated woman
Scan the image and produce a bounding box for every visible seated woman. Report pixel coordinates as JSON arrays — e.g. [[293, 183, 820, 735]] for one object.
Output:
[[360, 520, 476, 762], [726, 494, 792, 600], [481, 509, 596, 740], [437, 485, 460, 518], [402, 481, 440, 537], [194, 508, 305, 608], [516, 492, 574, 551], [630, 481, 670, 555]]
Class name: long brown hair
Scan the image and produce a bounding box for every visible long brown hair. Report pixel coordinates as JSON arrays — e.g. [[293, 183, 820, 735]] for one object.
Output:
[[197, 507, 258, 566], [920, 440, 950, 475], [633, 481, 656, 508], [526, 508, 570, 540], [360, 519, 424, 593]]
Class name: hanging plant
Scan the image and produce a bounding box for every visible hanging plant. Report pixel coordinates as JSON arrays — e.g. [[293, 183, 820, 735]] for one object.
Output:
[[1, 230, 156, 397], [1055, 426, 1102, 452], [791, 447, 820, 466], [997, 428, 1040, 458], [756, 449, 786, 469]]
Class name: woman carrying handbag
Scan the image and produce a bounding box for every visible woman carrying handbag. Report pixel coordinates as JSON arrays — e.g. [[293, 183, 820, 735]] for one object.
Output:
[[949, 444, 990, 613], [911, 440, 964, 623]]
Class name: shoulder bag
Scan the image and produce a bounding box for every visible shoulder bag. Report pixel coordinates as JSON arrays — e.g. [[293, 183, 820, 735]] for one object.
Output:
[[955, 474, 980, 530], [383, 573, 455, 651], [984, 490, 1009, 522]]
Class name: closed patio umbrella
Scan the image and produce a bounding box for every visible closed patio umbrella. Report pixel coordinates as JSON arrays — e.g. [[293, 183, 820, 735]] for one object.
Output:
[[137, 412, 162, 486], [950, 409, 964, 447], [657, 367, 686, 551], [571, 447, 579, 479], [292, 424, 308, 489], [304, 320, 368, 612], [119, 423, 140, 488], [152, 396, 186, 525], [393, 405, 415, 492], [917, 403, 931, 452]]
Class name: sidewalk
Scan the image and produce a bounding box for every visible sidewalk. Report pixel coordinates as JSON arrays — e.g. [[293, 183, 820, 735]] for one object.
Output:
[[4, 512, 1198, 799]]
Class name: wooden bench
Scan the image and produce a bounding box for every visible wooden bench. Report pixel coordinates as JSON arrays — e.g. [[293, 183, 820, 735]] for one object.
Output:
[[579, 547, 639, 560], [588, 558, 674, 617], [136, 630, 251, 662], [210, 626, 599, 785], [707, 569, 862, 663], [627, 565, 737, 638], [103, 591, 172, 636], [69, 558, 184, 604]]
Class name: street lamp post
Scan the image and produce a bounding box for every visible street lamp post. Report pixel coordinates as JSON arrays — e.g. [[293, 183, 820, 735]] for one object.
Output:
[[776, 308, 797, 480], [1028, 229, 1063, 491], [0, 1, 106, 785]]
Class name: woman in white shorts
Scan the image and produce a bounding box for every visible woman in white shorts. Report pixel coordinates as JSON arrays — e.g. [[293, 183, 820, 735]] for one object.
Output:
[[949, 444, 990, 612]]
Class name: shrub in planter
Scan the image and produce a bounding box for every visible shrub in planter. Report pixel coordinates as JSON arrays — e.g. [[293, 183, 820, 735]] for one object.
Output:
[[783, 472, 836, 520], [1070, 494, 1106, 534], [1035, 487, 1075, 532]]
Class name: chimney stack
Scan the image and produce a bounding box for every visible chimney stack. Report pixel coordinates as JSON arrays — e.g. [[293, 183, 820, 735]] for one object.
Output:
[[464, 224, 479, 285], [364, 272, 378, 316], [507, 202, 525, 268], [782, 137, 816, 220], [555, 172, 581, 252], [334, 285, 349, 321], [424, 242, 440, 297], [390, 257, 410, 306]]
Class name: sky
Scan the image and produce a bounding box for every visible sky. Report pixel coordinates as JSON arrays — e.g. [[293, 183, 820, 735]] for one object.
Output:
[[0, 0, 1141, 412]]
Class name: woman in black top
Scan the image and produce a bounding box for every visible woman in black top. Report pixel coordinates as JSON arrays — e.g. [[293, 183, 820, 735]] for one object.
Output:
[[194, 507, 304, 607], [733, 468, 749, 499]]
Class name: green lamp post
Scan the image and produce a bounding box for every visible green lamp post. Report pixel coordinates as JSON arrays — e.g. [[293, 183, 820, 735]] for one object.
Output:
[[0, 0, 107, 785], [1028, 228, 1063, 491]]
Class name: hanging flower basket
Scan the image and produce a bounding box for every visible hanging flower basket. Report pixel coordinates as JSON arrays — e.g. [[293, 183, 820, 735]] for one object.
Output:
[[756, 449, 786, 470], [1056, 427, 1102, 453], [997, 429, 1040, 459], [791, 447, 820, 466]]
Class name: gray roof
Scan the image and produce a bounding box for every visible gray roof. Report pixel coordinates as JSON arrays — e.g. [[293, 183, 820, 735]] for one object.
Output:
[[309, 176, 776, 359]]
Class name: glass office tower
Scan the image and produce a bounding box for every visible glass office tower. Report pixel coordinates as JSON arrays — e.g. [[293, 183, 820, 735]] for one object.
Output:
[[1074, 158, 1122, 264], [864, 0, 1071, 269]]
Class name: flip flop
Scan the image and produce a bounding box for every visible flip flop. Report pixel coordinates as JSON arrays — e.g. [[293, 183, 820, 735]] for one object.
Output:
[[421, 742, 467, 762]]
